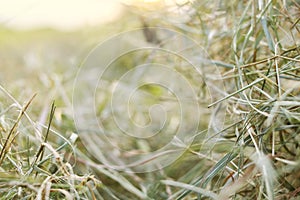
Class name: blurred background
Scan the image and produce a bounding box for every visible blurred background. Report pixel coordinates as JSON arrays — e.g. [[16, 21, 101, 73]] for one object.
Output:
[[0, 0, 189, 30], [0, 0, 190, 83], [0, 0, 197, 121], [0, 0, 123, 30]]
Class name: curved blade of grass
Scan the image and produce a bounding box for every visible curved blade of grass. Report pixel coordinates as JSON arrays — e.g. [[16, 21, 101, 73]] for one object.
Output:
[[201, 150, 239, 188], [208, 63, 300, 108], [252, 152, 276, 200], [82, 160, 149, 199], [259, 0, 275, 52], [161, 180, 218, 200], [0, 93, 36, 166], [174, 150, 239, 200]]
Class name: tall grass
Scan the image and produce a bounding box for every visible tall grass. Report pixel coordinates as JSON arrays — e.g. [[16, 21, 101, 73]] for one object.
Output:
[[0, 0, 299, 199], [154, 0, 300, 199]]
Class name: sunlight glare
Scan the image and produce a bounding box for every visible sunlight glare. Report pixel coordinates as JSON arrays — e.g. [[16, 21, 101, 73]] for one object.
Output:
[[143, 0, 161, 2], [122, 0, 190, 6]]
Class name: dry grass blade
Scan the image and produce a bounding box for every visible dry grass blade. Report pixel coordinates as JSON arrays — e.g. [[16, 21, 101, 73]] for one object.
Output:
[[161, 180, 219, 200], [1, 0, 300, 199], [0, 93, 36, 166], [34, 101, 56, 168]]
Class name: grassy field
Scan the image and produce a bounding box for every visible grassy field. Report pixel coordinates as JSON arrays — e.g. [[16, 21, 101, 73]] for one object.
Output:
[[0, 1, 300, 199]]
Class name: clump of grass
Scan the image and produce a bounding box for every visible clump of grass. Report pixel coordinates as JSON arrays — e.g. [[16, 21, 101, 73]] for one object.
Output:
[[0, 86, 100, 199], [1, 0, 300, 199], [150, 0, 300, 199], [120, 0, 300, 199]]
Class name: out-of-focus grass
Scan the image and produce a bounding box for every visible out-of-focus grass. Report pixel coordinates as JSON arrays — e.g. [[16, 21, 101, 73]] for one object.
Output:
[[0, 1, 300, 199]]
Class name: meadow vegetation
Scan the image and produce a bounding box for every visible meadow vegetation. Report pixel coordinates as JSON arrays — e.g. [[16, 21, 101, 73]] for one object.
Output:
[[0, 1, 300, 199]]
